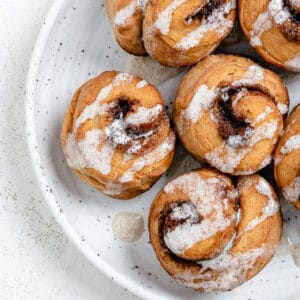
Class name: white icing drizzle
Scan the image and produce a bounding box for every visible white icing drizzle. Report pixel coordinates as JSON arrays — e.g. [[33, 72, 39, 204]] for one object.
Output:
[[154, 0, 188, 35], [280, 133, 300, 155], [175, 1, 236, 50], [232, 88, 247, 108], [253, 106, 274, 126], [105, 116, 132, 145], [114, 1, 137, 26], [277, 102, 289, 115], [205, 121, 278, 174], [176, 242, 273, 292], [285, 53, 300, 72], [181, 65, 265, 124], [136, 80, 148, 88], [277, 133, 300, 203], [240, 178, 279, 235], [126, 104, 162, 125], [260, 155, 272, 169], [119, 132, 175, 182], [163, 173, 235, 255], [232, 65, 265, 86], [283, 176, 300, 203], [114, 0, 148, 26], [65, 72, 173, 187], [182, 84, 217, 123], [250, 0, 292, 47], [66, 129, 115, 176]]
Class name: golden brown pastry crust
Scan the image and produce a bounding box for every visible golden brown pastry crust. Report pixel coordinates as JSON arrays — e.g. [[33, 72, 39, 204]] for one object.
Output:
[[173, 54, 289, 176], [143, 0, 236, 66], [239, 0, 300, 71], [61, 71, 175, 199], [149, 169, 282, 292], [106, 0, 147, 56], [274, 104, 300, 210]]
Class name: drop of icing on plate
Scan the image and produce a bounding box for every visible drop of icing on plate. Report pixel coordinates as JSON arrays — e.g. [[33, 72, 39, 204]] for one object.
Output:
[[112, 212, 144, 242]]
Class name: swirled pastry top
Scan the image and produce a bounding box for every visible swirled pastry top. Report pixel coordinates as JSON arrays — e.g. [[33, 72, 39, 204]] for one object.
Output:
[[143, 0, 236, 66], [239, 0, 300, 71], [174, 54, 289, 175], [61, 71, 175, 199], [149, 169, 282, 292], [275, 104, 300, 210]]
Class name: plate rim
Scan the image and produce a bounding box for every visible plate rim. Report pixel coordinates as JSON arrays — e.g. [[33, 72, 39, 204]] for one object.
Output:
[[24, 1, 158, 299]]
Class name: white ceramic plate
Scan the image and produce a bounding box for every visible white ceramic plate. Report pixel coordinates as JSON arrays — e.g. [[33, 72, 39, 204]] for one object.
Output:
[[26, 0, 300, 299]]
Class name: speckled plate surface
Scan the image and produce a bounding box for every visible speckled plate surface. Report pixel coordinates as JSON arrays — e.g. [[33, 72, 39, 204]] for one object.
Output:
[[25, 0, 300, 299]]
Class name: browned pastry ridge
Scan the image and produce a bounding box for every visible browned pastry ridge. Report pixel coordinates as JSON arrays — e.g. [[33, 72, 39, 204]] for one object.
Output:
[[239, 0, 300, 71], [275, 103, 300, 210], [61, 71, 175, 199], [107, 0, 237, 66], [149, 169, 282, 292], [174, 54, 289, 176]]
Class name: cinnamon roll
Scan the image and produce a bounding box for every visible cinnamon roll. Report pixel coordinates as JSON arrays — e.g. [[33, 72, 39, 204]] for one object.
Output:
[[61, 71, 175, 199], [149, 169, 282, 292], [174, 54, 289, 176], [275, 104, 300, 210], [106, 0, 148, 56], [239, 0, 300, 71], [143, 0, 237, 66]]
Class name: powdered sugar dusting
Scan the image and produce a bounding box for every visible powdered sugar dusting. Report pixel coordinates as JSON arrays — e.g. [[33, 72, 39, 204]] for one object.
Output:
[[126, 104, 162, 125], [175, 1, 236, 50], [163, 173, 236, 255]]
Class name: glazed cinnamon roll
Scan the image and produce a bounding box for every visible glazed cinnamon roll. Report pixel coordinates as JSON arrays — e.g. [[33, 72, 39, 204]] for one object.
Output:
[[149, 169, 282, 292], [174, 54, 289, 176], [239, 0, 300, 71], [143, 0, 237, 66], [61, 71, 175, 199], [106, 0, 148, 56], [275, 104, 300, 210]]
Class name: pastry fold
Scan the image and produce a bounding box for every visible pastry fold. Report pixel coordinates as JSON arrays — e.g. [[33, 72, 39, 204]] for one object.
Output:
[[174, 54, 289, 175], [107, 0, 147, 55], [275, 104, 300, 210], [61, 71, 175, 199], [149, 169, 282, 292], [239, 0, 300, 71]]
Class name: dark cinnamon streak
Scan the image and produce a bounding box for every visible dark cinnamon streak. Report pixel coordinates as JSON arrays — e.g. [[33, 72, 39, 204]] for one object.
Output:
[[281, 0, 300, 42], [216, 85, 277, 142], [158, 202, 201, 266], [187, 0, 224, 23]]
